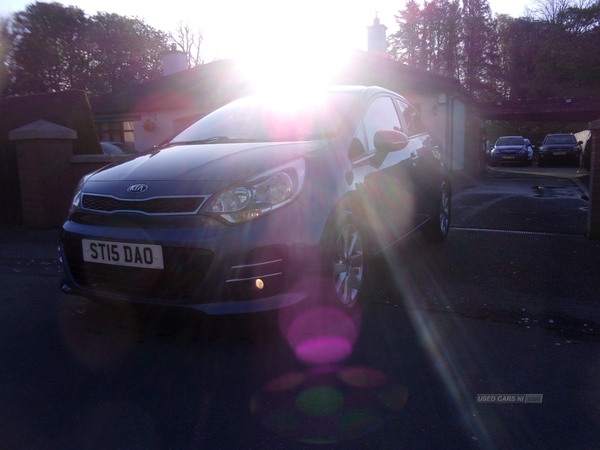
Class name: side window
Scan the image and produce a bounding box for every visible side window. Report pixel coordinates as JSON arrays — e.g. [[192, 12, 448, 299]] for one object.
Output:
[[349, 122, 368, 160], [396, 99, 427, 136], [361, 96, 403, 152]]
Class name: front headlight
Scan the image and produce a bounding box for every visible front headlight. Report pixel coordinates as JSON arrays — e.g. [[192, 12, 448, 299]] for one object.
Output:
[[539, 146, 547, 153], [68, 174, 92, 215], [203, 158, 306, 224]]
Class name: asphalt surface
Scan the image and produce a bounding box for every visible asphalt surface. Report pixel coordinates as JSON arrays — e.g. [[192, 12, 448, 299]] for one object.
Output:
[[1, 165, 599, 449], [0, 165, 598, 327], [445, 166, 599, 327]]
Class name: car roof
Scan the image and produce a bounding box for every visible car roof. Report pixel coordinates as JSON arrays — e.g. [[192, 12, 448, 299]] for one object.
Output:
[[250, 85, 407, 100]]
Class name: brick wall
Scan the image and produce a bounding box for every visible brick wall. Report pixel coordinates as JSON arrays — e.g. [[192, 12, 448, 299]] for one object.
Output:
[[15, 139, 73, 229], [10, 121, 126, 229]]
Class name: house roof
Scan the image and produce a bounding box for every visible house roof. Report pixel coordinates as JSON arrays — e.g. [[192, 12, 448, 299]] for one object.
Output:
[[334, 50, 468, 97], [90, 59, 254, 117], [89, 50, 473, 118]]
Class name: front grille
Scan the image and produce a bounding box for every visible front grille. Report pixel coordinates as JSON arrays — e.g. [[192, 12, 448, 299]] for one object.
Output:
[[82, 194, 205, 215], [63, 239, 214, 302]]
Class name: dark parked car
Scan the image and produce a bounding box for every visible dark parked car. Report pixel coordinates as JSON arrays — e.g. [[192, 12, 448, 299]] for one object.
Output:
[[490, 136, 531, 166], [538, 133, 582, 167], [60, 86, 451, 313]]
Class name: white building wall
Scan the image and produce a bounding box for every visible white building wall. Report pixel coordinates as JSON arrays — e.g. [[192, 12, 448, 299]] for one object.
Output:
[[449, 99, 466, 171], [406, 92, 466, 171]]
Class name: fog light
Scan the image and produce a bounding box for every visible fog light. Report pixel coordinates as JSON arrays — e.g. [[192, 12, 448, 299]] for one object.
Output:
[[255, 279, 264, 290]]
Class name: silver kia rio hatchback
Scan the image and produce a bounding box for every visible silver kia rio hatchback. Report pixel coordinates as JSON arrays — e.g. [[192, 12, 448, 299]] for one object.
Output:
[[60, 86, 452, 313]]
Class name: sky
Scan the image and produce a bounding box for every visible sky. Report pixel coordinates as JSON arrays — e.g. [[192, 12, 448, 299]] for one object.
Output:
[[0, 0, 533, 63]]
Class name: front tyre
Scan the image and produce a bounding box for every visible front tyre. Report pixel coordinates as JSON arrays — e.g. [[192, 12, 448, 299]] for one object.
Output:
[[421, 181, 451, 243], [330, 212, 366, 308]]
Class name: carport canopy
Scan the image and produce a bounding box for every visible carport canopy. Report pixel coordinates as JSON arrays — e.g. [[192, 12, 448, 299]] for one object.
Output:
[[478, 97, 600, 123]]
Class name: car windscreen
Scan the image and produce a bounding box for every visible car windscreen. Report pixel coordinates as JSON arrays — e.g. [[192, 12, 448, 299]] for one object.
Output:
[[496, 137, 524, 146], [170, 91, 358, 144], [544, 135, 577, 145]]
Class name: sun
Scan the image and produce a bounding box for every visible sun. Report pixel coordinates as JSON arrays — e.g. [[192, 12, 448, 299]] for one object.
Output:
[[232, 5, 356, 93]]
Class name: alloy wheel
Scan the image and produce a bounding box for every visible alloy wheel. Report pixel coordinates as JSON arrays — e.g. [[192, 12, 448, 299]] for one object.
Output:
[[439, 186, 450, 236], [332, 223, 364, 307]]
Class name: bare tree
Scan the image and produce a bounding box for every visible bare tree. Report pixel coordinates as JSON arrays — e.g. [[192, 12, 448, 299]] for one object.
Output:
[[169, 21, 203, 68], [525, 0, 596, 22]]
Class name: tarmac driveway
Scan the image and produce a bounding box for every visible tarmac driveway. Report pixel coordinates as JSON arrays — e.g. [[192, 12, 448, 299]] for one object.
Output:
[[369, 164, 600, 332], [0, 165, 599, 449]]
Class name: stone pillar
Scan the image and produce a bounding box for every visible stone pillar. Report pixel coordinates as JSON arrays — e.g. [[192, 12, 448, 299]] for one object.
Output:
[[587, 119, 600, 240], [9, 120, 77, 229]]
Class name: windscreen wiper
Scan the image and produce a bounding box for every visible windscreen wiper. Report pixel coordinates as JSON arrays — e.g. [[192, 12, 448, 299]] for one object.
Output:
[[167, 136, 266, 146]]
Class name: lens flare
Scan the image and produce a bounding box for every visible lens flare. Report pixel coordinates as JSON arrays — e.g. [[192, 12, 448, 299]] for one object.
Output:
[[295, 336, 353, 365], [284, 306, 358, 365], [295, 386, 345, 417]]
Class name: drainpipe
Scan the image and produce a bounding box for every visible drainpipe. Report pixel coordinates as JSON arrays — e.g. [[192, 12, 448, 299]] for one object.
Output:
[[587, 119, 600, 239]]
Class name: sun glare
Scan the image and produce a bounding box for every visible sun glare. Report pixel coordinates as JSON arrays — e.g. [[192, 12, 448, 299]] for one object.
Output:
[[238, 44, 352, 94], [234, 7, 355, 94]]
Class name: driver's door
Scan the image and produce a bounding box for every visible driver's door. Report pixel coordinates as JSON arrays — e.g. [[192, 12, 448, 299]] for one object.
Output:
[[353, 95, 418, 253]]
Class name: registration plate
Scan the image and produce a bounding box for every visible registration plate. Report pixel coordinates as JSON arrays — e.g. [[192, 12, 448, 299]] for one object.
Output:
[[553, 152, 566, 155], [503, 156, 515, 159], [82, 239, 164, 269]]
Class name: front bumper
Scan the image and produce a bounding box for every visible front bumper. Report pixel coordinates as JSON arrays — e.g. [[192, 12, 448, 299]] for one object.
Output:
[[490, 153, 528, 164], [538, 151, 580, 164], [59, 202, 326, 314]]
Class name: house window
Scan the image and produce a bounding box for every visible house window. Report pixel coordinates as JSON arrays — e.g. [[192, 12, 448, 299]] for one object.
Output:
[[97, 121, 135, 144]]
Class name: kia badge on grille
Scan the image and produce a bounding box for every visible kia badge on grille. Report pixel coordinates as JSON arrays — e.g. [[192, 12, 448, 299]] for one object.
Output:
[[127, 184, 148, 193]]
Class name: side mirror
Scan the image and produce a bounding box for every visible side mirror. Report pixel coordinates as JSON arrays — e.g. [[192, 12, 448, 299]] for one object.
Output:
[[374, 130, 409, 153]]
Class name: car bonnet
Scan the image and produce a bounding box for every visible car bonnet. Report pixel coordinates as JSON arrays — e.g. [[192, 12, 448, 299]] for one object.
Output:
[[90, 140, 327, 180], [81, 140, 330, 197]]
